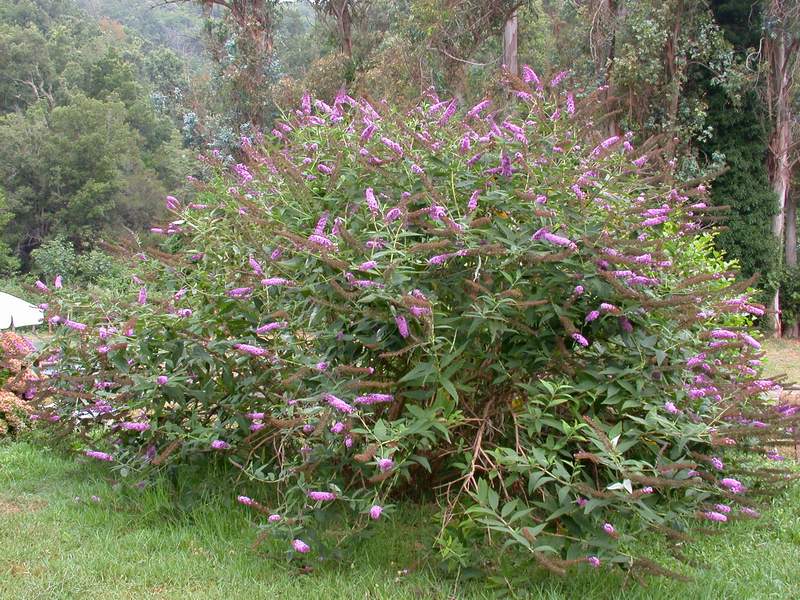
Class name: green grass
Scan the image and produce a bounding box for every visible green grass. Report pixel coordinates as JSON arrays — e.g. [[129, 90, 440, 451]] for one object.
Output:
[[1, 442, 799, 599]]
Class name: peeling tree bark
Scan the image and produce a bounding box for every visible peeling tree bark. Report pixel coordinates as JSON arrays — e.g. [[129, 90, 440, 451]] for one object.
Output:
[[785, 188, 798, 337], [503, 10, 518, 76], [786, 190, 797, 269]]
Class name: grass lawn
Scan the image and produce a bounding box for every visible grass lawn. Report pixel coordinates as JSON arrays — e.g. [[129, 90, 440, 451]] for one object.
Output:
[[762, 338, 800, 383], [1, 441, 799, 600]]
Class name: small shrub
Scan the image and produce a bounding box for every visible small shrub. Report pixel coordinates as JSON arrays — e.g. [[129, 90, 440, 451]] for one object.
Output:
[[0, 332, 37, 437], [34, 74, 798, 582]]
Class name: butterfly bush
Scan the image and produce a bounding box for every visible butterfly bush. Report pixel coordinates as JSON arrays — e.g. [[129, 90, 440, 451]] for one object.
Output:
[[31, 75, 799, 581]]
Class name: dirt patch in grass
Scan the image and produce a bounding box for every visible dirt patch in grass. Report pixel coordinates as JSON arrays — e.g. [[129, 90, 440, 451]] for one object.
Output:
[[763, 339, 800, 384], [0, 496, 46, 515]]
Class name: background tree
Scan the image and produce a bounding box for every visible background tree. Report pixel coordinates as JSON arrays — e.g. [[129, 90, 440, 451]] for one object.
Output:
[[761, 0, 800, 335]]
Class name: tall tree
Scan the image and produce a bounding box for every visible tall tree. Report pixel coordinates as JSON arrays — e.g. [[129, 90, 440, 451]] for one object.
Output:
[[308, 0, 360, 58], [762, 0, 799, 334]]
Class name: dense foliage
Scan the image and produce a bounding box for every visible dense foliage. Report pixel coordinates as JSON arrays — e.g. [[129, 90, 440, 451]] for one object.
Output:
[[31, 80, 798, 581], [0, 0, 191, 270]]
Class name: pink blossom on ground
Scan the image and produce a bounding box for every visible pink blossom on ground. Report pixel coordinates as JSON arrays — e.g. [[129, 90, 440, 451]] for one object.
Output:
[[292, 539, 311, 553], [369, 505, 383, 520], [702, 511, 728, 522]]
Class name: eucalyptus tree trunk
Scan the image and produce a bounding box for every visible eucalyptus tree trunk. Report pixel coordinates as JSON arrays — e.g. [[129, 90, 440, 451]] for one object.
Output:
[[785, 190, 798, 337], [330, 0, 353, 58], [590, 0, 620, 135], [503, 10, 518, 76], [765, 7, 796, 337]]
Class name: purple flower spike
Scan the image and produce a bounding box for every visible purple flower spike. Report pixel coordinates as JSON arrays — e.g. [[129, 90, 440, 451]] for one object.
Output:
[[369, 505, 383, 520], [261, 277, 294, 287], [702, 511, 728, 522], [467, 190, 480, 213], [256, 321, 288, 334], [380, 136, 403, 156], [233, 343, 269, 357], [531, 227, 578, 252], [211, 440, 231, 450], [521, 65, 542, 89], [354, 393, 394, 405], [586, 556, 600, 568], [64, 319, 87, 332], [324, 393, 354, 414], [466, 99, 491, 119], [395, 315, 410, 338], [308, 491, 336, 502], [438, 99, 457, 125], [85, 450, 114, 462], [365, 187, 379, 215], [227, 287, 253, 298], [571, 333, 589, 347], [720, 478, 745, 493], [120, 422, 150, 432], [249, 256, 263, 275]]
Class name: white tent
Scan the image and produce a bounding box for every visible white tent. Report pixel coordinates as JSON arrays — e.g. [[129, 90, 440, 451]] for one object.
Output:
[[0, 291, 44, 329]]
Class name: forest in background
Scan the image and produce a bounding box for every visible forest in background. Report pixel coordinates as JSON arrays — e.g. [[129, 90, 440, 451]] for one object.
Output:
[[0, 0, 798, 335]]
